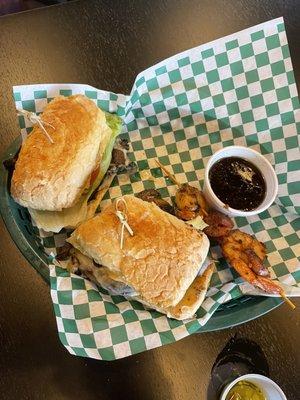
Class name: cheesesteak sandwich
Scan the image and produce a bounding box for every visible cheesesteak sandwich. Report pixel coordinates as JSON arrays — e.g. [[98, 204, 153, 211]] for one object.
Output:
[[11, 94, 122, 232], [67, 195, 214, 320]]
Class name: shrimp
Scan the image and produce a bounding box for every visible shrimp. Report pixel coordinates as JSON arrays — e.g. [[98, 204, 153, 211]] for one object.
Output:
[[203, 210, 234, 238], [244, 249, 269, 277], [221, 230, 282, 294], [175, 183, 208, 220], [154, 160, 208, 220]]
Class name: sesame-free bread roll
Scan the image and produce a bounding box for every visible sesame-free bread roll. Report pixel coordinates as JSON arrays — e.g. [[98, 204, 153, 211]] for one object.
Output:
[[68, 195, 210, 311], [78, 253, 214, 320], [11, 95, 111, 211], [131, 263, 214, 320]]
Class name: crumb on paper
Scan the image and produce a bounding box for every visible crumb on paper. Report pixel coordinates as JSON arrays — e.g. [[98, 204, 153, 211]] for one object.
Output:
[[140, 170, 155, 181], [118, 174, 131, 184]]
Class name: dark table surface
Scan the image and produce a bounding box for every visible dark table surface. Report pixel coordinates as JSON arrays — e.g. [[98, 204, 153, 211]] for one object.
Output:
[[0, 1, 300, 399]]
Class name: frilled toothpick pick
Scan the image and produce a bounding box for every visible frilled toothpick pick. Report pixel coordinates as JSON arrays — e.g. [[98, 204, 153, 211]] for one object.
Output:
[[115, 198, 134, 249], [17, 108, 55, 144]]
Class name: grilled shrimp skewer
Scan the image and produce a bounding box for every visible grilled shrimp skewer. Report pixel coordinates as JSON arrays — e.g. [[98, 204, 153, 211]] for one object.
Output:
[[221, 230, 281, 293], [202, 215, 283, 293], [175, 183, 208, 219], [155, 160, 295, 309], [155, 159, 208, 219], [217, 229, 295, 308]]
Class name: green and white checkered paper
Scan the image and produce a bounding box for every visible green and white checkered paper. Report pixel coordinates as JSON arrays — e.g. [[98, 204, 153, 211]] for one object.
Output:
[[13, 18, 300, 360]]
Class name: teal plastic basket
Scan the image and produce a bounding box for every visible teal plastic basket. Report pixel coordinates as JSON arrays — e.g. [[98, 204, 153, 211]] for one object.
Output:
[[0, 137, 282, 332]]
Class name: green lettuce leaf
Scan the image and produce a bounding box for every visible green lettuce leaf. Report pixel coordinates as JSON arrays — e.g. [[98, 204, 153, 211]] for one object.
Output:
[[87, 112, 122, 199]]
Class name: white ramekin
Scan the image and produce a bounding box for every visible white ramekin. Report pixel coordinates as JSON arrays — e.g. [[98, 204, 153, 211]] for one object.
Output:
[[220, 373, 287, 400], [203, 146, 278, 217]]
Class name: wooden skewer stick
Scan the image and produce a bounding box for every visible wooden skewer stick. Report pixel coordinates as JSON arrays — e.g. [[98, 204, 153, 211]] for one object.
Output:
[[155, 158, 209, 217], [280, 291, 296, 310], [155, 159, 181, 187]]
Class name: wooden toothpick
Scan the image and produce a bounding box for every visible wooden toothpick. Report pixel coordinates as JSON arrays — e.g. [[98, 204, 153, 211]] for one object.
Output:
[[17, 108, 55, 144], [280, 291, 296, 310], [155, 159, 181, 187], [115, 198, 134, 249]]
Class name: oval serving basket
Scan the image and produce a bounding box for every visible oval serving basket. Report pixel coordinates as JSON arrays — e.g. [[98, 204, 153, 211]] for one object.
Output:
[[0, 137, 282, 333]]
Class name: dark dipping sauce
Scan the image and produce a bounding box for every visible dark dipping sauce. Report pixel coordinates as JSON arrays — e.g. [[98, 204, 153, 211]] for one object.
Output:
[[209, 157, 266, 211]]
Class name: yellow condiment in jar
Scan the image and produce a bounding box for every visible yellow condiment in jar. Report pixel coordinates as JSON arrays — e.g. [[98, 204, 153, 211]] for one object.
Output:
[[225, 380, 266, 400]]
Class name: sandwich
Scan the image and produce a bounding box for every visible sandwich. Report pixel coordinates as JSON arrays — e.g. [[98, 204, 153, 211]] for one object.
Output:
[[11, 94, 122, 232], [67, 195, 213, 320]]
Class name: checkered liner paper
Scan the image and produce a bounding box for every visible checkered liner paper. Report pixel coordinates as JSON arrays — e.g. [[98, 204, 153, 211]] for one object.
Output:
[[13, 18, 300, 361]]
